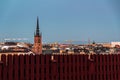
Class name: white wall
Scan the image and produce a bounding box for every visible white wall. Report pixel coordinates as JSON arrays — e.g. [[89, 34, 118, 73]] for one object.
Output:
[[111, 42, 120, 47]]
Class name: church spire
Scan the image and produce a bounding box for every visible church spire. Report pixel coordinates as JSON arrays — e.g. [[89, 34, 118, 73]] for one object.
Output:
[[33, 16, 42, 54], [36, 16, 40, 36]]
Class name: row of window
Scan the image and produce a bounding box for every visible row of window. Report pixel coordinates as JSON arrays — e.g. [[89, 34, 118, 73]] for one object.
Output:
[[6, 65, 119, 76], [5, 55, 120, 65], [59, 75, 118, 80], [3, 72, 119, 80], [95, 65, 120, 72]]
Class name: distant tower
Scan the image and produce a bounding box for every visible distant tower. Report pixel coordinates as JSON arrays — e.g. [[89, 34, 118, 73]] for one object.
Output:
[[33, 17, 42, 54]]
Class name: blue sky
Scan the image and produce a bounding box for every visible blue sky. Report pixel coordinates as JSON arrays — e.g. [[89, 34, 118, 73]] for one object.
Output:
[[0, 0, 120, 43]]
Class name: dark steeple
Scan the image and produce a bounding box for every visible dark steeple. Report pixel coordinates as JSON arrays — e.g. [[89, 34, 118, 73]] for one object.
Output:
[[33, 16, 42, 54], [35, 17, 40, 36]]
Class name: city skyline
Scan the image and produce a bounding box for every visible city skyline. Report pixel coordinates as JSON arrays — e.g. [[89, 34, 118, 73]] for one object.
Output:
[[0, 0, 120, 43]]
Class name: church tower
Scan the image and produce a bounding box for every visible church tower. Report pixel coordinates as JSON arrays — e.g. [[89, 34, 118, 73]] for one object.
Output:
[[33, 17, 42, 54]]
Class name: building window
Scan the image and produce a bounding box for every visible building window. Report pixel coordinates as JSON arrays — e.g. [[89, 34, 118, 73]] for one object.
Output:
[[54, 76, 56, 80], [44, 77, 46, 80], [34, 68, 36, 74], [58, 67, 60, 73], [24, 69, 26, 77], [83, 75, 85, 80], [79, 66, 81, 72], [109, 65, 111, 71], [63, 76, 65, 80], [49, 76, 51, 80], [94, 74, 96, 79], [67, 76, 69, 80], [71, 67, 73, 73], [98, 56, 100, 63], [34, 57, 36, 64], [75, 66, 77, 72], [44, 56, 46, 64], [91, 75, 93, 80], [117, 73, 118, 80], [29, 69, 31, 74], [102, 74, 104, 80], [87, 66, 89, 71], [58, 56, 60, 63], [63, 67, 65, 73], [106, 74, 108, 80], [71, 76, 73, 80], [83, 57, 85, 62], [39, 68, 41, 74], [67, 56, 69, 63], [75, 56, 77, 63], [105, 65, 107, 71], [67, 67, 69, 73], [13, 70, 15, 78], [13, 57, 15, 64], [102, 65, 104, 71], [116, 65, 118, 71], [39, 56, 41, 64], [112, 65, 114, 72], [44, 68, 46, 74], [82, 66, 85, 71], [24, 58, 26, 64], [29, 58, 31, 64], [49, 68, 51, 74], [113, 74, 115, 79], [112, 57, 114, 63], [98, 66, 100, 72], [63, 56, 64, 63], [79, 76, 81, 80]]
